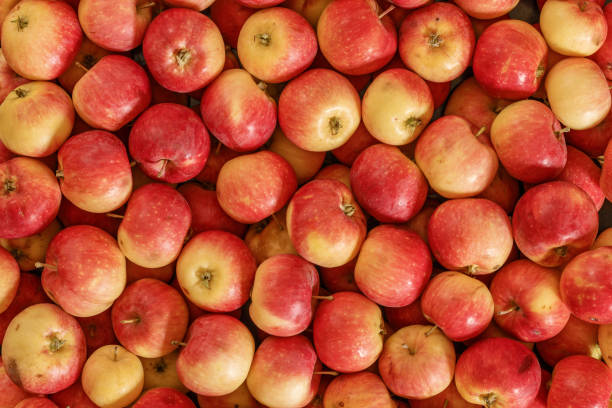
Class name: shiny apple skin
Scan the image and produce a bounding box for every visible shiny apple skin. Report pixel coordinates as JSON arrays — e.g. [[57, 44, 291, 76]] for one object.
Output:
[[537, 315, 601, 366], [50, 380, 97, 408], [547, 355, 612, 408], [209, 0, 255, 48], [133, 387, 195, 408], [473, 20, 548, 100], [0, 246, 18, 313], [77, 309, 117, 356], [0, 272, 49, 340], [331, 123, 377, 166], [556, 145, 604, 210], [143, 8, 224, 93], [0, 51, 30, 103], [454, 0, 519, 19], [593, 3, 612, 79], [512, 181, 599, 267], [409, 381, 479, 408], [57, 199, 120, 237], [323, 372, 395, 408]]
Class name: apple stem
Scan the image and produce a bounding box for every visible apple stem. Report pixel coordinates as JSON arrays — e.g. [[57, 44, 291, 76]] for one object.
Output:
[[554, 127, 571, 137], [378, 4, 396, 19], [329, 117, 342, 136], [598, 155, 604, 165], [75, 61, 89, 73], [215, 141, 222, 155], [312, 295, 334, 301], [106, 213, 124, 219], [257, 81, 268, 91], [464, 264, 479, 275], [313, 371, 339, 376], [497, 306, 519, 316], [474, 127, 487, 138], [120, 318, 141, 324], [35, 262, 57, 271], [130, 161, 137, 167], [340, 203, 356, 217], [55, 169, 64, 178], [424, 325, 438, 337], [137, 1, 157, 9], [554, 245, 568, 257], [157, 159, 169, 178], [171, 340, 188, 347], [113, 346, 119, 361]]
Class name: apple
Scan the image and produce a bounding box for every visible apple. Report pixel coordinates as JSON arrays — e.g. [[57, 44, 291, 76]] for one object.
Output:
[[473, 20, 547, 100], [237, 8, 317, 84], [197, 382, 263, 408], [118, 183, 191, 268], [350, 144, 428, 223], [0, 157, 61, 239], [362, 69, 434, 146], [540, 0, 607, 57], [415, 116, 498, 198], [602, 138, 612, 202], [176, 230, 256, 312], [513, 181, 599, 267], [247, 335, 320, 408], [421, 272, 494, 341], [1, 0, 81, 80], [454, 0, 518, 19], [455, 338, 541, 407], [399, 3, 474, 82], [72, 54, 151, 131], [490, 259, 570, 342], [77, 309, 117, 356], [0, 0, 20, 42], [58, 37, 109, 93], [556, 146, 605, 210], [57, 130, 132, 213], [287, 180, 367, 268], [545, 57, 611, 130], [384, 300, 428, 330], [0, 246, 19, 313], [428, 199, 512, 275], [133, 387, 195, 408], [268, 129, 326, 184], [323, 372, 394, 408], [141, 352, 188, 394], [209, 0, 255, 48], [319, 258, 359, 293], [313, 291, 384, 373], [409, 381, 479, 408], [163, 0, 214, 9], [279, 69, 361, 152], [477, 166, 520, 214], [81, 344, 144, 408], [129, 103, 210, 183], [593, 3, 612, 78], [594, 227, 612, 248], [50, 380, 97, 408], [2, 303, 86, 394], [536, 315, 601, 366], [126, 260, 175, 285], [548, 355, 612, 408], [244, 207, 298, 264], [0, 359, 32, 408], [355, 225, 431, 307], [57, 199, 120, 237], [250, 254, 319, 337], [14, 398, 58, 408], [331, 123, 377, 166], [201, 69, 276, 153], [0, 272, 49, 340], [567, 108, 612, 157], [0, 50, 30, 103], [0, 82, 73, 157], [317, 0, 397, 75], [177, 314, 254, 396], [285, 0, 333, 26], [315, 164, 351, 190], [195, 141, 241, 185]]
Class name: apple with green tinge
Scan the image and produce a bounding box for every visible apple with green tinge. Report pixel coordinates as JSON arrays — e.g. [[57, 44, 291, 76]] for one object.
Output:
[[547, 355, 612, 408]]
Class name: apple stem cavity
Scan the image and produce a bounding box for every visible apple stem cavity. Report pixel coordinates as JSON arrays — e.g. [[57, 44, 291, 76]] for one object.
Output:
[[404, 117, 422, 134], [328, 117, 342, 136], [106, 213, 124, 219], [174, 49, 192, 69], [198, 269, 213, 289], [48, 335, 66, 353], [55, 169, 64, 178], [154, 358, 167, 373], [254, 33, 272, 46], [10, 16, 28, 31], [312, 295, 334, 301], [428, 32, 444, 48], [137, 1, 157, 10], [13, 88, 28, 98], [378, 4, 396, 19], [120, 318, 141, 324], [313, 371, 339, 376], [554, 245, 568, 258], [171, 340, 188, 347], [3, 177, 16, 194], [464, 264, 479, 275], [340, 203, 356, 217], [34, 262, 57, 271], [481, 392, 497, 408]]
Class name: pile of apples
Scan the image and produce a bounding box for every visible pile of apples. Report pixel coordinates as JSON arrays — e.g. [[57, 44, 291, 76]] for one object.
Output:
[[2, 0, 612, 406]]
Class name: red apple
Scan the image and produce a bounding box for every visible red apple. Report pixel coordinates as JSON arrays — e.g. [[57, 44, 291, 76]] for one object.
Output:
[[77, 309, 117, 356], [244, 207, 298, 264], [0, 359, 32, 408], [285, 0, 334, 26], [409, 381, 478, 408], [0, 246, 19, 313], [58, 37, 109, 93], [556, 146, 605, 210], [317, 0, 397, 75], [351, 144, 428, 223], [454, 0, 518, 19], [567, 110, 612, 157], [477, 166, 520, 214], [133, 387, 195, 408], [58, 130, 132, 213], [2, 303, 86, 394], [50, 380, 97, 408], [129, 103, 210, 183], [0, 50, 30, 103], [118, 183, 191, 268], [331, 123, 377, 166], [323, 372, 394, 408], [593, 3, 612, 78], [0, 219, 60, 270], [176, 230, 256, 312], [512, 181, 599, 267], [163, 0, 214, 9], [527, 369, 552, 408], [384, 299, 428, 330], [473, 20, 547, 100], [0, 272, 49, 340], [140, 350, 188, 393], [268, 129, 326, 185], [247, 335, 321, 408], [209, 0, 255, 48], [319, 258, 359, 293], [399, 3, 474, 82], [14, 398, 58, 408], [536, 315, 601, 366], [602, 138, 612, 202], [2, 0, 81, 80], [315, 164, 351, 190], [313, 292, 384, 373], [197, 382, 263, 408], [279, 69, 361, 152], [57, 199, 120, 236], [0, 157, 61, 239], [455, 338, 541, 407], [195, 140, 241, 185], [548, 355, 612, 408], [287, 180, 367, 268], [595, 227, 612, 248]]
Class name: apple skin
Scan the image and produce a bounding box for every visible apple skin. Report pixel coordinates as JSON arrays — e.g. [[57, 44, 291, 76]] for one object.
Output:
[[133, 387, 196, 408], [593, 3, 612, 79], [58, 199, 120, 237], [247, 335, 321, 408], [81, 344, 144, 408], [0, 246, 19, 313], [0, 359, 32, 408], [0, 0, 20, 43], [78, 0, 153, 52], [58, 37, 109, 93], [409, 381, 479, 408], [118, 183, 192, 269], [545, 57, 611, 130], [490, 259, 570, 342], [1, 0, 82, 80], [473, 20, 547, 100], [379, 325, 455, 399], [197, 382, 264, 408], [315, 164, 352, 190], [0, 216, 58, 271], [58, 130, 132, 213], [415, 116, 499, 198], [512, 181, 599, 267], [268, 128, 326, 185], [602, 138, 612, 202], [112, 279, 189, 358], [560, 247, 612, 324], [50, 380, 97, 408], [567, 110, 612, 157], [477, 166, 520, 214], [285, 0, 334, 26], [351, 144, 428, 223], [14, 398, 58, 408], [536, 315, 601, 366], [355, 225, 432, 307], [2, 303, 87, 394], [177, 314, 254, 396], [428, 199, 512, 275], [201, 69, 276, 153], [0, 81, 74, 158], [237, 7, 317, 84], [176, 230, 256, 312], [317, 0, 397, 75], [319, 258, 359, 293], [77, 309, 117, 356], [0, 157, 61, 239], [163, 0, 214, 10], [455, 338, 541, 408], [129, 103, 210, 183], [250, 254, 319, 337], [599, 324, 612, 368], [491, 100, 567, 184], [0, 140, 14, 164], [287, 180, 367, 268], [362, 69, 434, 146], [331, 123, 377, 166], [217, 151, 297, 224], [556, 145, 605, 210], [0, 272, 49, 340], [143, 8, 224, 93], [72, 54, 151, 132], [279, 69, 361, 152], [209, 0, 255, 48], [323, 372, 394, 408], [384, 299, 428, 330], [313, 292, 384, 373], [245, 207, 297, 265], [195, 141, 241, 186], [595, 228, 612, 248], [0, 50, 30, 103], [548, 355, 612, 408], [453, 0, 518, 19], [399, 3, 474, 83], [140, 350, 188, 393]]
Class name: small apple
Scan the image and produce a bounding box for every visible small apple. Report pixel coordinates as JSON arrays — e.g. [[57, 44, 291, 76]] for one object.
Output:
[[314, 164, 351, 190], [594, 227, 612, 248], [285, 0, 334, 26], [197, 382, 263, 408], [384, 300, 428, 330], [409, 381, 479, 408], [57, 199, 120, 237], [244, 207, 298, 264], [14, 398, 58, 408], [50, 380, 97, 408], [556, 145, 605, 210], [477, 166, 520, 214], [331, 123, 377, 166], [319, 258, 359, 293], [536, 315, 601, 366], [163, 0, 214, 9], [593, 3, 612, 79], [567, 108, 612, 156]]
